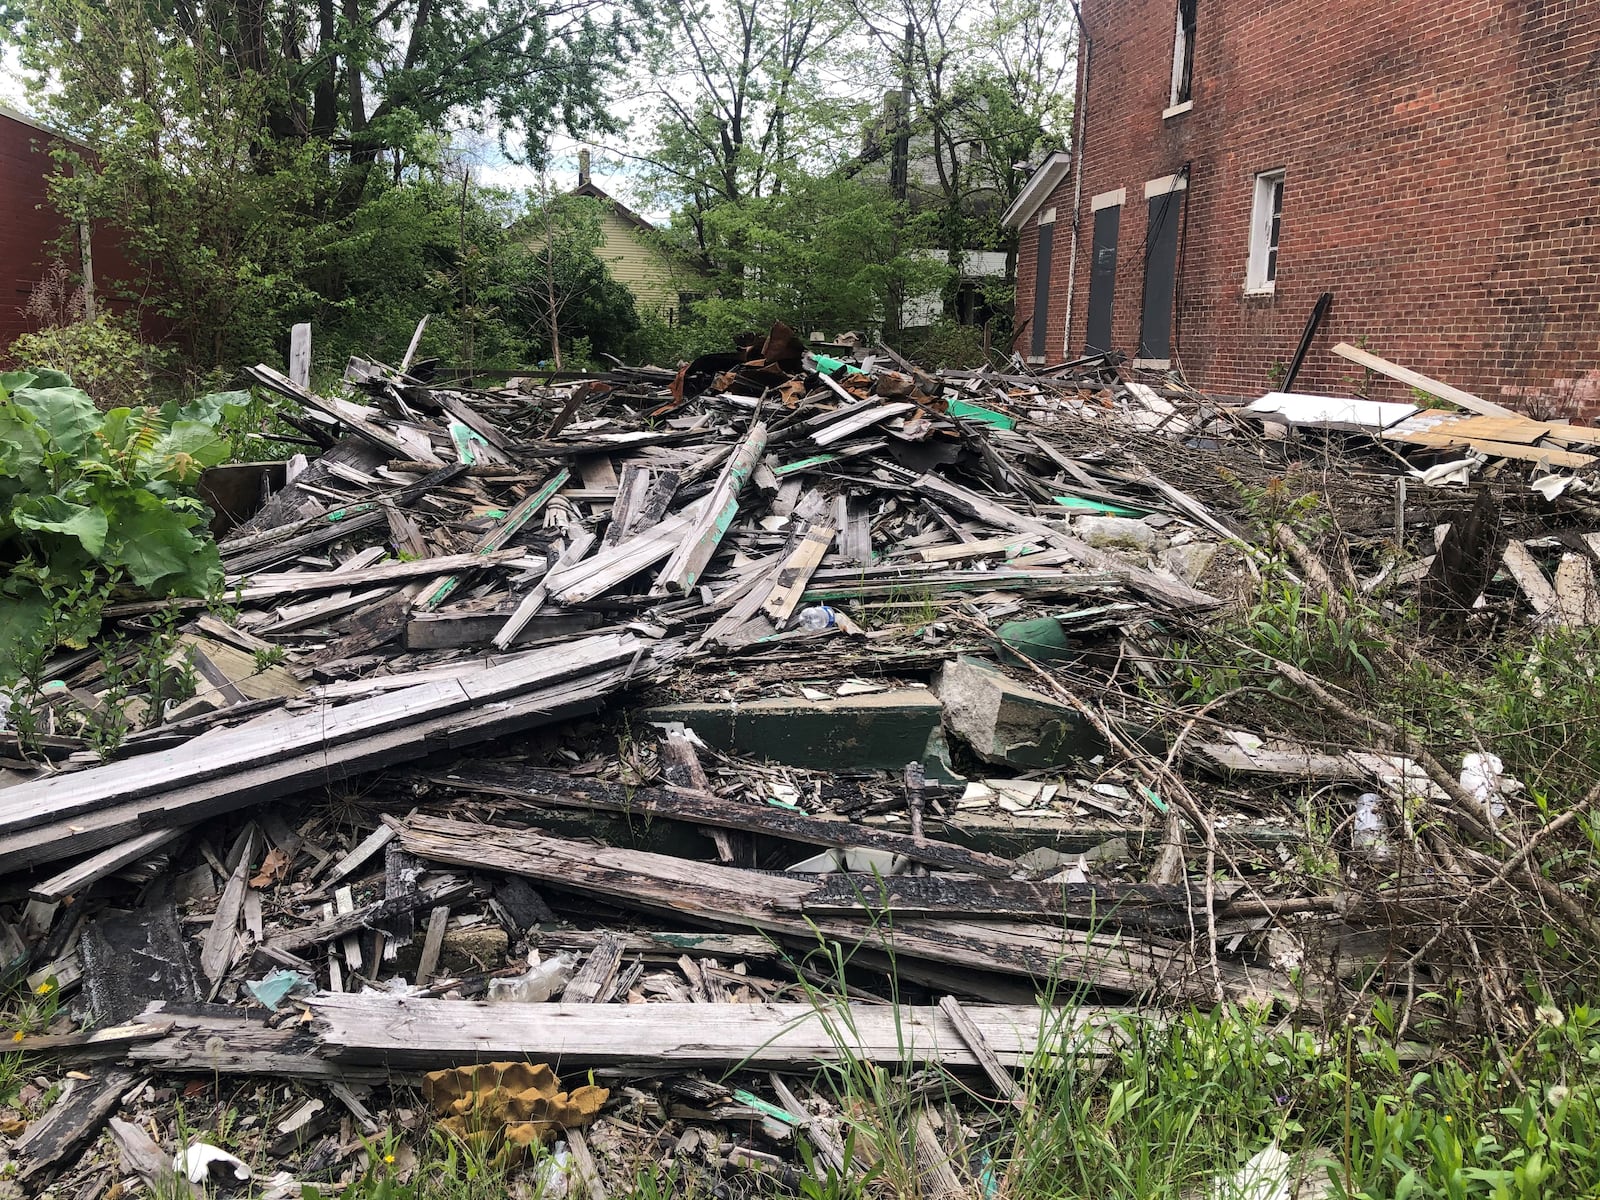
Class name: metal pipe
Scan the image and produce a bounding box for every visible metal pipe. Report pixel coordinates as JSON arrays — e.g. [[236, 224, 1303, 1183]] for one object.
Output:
[[1061, 0, 1090, 358]]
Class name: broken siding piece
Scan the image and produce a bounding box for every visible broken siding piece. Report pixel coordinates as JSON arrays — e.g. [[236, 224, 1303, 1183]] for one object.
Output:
[[652, 423, 769, 595], [1502, 540, 1560, 616], [1330, 342, 1517, 418], [761, 522, 838, 624], [0, 636, 646, 855]]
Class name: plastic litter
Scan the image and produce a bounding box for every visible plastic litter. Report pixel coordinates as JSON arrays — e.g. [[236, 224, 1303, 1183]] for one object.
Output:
[[798, 605, 837, 632], [245, 967, 314, 1012], [1351, 792, 1391, 860], [1461, 752, 1518, 819], [486, 952, 576, 1003], [174, 1142, 251, 1185], [1211, 1141, 1291, 1200]]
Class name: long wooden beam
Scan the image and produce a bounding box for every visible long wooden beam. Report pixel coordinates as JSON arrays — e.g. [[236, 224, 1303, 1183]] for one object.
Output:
[[393, 815, 1283, 1003], [309, 995, 1114, 1070]]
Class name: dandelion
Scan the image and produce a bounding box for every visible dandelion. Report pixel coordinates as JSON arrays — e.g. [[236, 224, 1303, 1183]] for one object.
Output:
[[1536, 1004, 1566, 1029], [1548, 1085, 1571, 1109], [383, 1154, 395, 1165], [33, 981, 52, 996], [1443, 1115, 1453, 1124], [10, 1031, 23, 1044]]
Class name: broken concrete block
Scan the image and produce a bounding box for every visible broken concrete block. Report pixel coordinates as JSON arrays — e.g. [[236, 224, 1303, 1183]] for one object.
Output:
[[642, 689, 960, 782], [1072, 515, 1160, 553], [935, 656, 1105, 769], [1162, 541, 1219, 586]]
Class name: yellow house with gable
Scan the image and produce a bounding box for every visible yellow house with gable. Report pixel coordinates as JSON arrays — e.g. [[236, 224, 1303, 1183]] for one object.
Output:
[[570, 152, 707, 324]]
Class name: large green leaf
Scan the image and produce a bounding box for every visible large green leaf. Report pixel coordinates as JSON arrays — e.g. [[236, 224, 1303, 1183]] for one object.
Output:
[[0, 406, 48, 488], [164, 390, 250, 427], [150, 419, 232, 479], [12, 387, 102, 456], [12, 495, 109, 556], [99, 488, 219, 592]]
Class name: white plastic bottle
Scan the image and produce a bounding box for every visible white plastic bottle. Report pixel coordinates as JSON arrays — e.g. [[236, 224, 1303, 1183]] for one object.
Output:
[[798, 605, 837, 631], [1351, 792, 1391, 861]]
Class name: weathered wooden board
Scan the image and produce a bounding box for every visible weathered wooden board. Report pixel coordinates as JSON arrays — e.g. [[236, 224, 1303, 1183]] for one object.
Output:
[[394, 815, 1277, 1002], [309, 995, 1116, 1070], [424, 766, 1018, 878]]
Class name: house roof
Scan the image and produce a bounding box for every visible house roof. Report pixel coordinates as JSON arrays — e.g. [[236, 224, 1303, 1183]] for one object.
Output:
[[1001, 151, 1072, 229], [0, 102, 88, 148], [570, 180, 660, 238]]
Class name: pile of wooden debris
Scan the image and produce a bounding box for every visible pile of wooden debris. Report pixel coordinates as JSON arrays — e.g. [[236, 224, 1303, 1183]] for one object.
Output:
[[2, 325, 1598, 1192]]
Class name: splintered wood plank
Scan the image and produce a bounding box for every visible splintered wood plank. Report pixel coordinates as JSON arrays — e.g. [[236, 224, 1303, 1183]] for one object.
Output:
[[810, 402, 915, 446], [1330, 343, 1516, 417], [394, 815, 1268, 1001], [17, 1068, 138, 1186], [308, 994, 1109, 1069], [546, 513, 695, 603], [567, 1129, 608, 1200], [201, 829, 255, 987], [600, 465, 651, 549], [418, 470, 569, 611], [781, 875, 1195, 929], [1393, 430, 1595, 469], [761, 523, 837, 624], [918, 534, 1040, 564], [913, 1107, 968, 1199], [938, 996, 1024, 1109], [0, 658, 643, 876], [563, 932, 624, 1004], [426, 767, 1018, 879], [322, 824, 398, 888], [493, 529, 598, 647], [248, 363, 442, 464], [1502, 540, 1559, 615], [652, 423, 768, 595], [416, 905, 451, 984], [229, 549, 525, 602], [1553, 552, 1600, 626], [0, 635, 641, 844], [31, 828, 187, 902], [1445, 414, 1553, 445], [912, 473, 1218, 611]]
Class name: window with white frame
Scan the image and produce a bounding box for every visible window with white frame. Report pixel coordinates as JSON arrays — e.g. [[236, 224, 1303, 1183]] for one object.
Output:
[[1247, 170, 1284, 292], [1169, 0, 1197, 108]]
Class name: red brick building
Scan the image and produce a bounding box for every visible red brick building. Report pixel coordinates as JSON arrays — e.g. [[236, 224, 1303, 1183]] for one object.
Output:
[[0, 105, 86, 350], [1007, 0, 1600, 418]]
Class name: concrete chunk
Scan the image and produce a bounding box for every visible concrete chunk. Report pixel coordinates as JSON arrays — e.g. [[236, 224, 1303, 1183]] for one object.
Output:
[[936, 656, 1104, 769]]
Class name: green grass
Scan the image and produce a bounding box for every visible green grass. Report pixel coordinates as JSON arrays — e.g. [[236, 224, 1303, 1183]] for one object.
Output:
[[310, 996, 1600, 1200]]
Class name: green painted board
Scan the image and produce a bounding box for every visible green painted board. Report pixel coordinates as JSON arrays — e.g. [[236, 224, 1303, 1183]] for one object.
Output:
[[947, 399, 1015, 430]]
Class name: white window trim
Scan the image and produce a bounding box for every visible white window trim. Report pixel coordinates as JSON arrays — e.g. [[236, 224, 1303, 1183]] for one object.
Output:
[[1144, 174, 1188, 198], [1163, 100, 1194, 119], [1246, 169, 1285, 294], [1168, 3, 1192, 108], [1038, 206, 1057, 226], [1090, 188, 1126, 212]]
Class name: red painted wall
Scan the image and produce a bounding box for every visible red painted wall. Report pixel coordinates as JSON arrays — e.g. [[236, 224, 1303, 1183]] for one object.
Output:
[[1023, 0, 1600, 419]]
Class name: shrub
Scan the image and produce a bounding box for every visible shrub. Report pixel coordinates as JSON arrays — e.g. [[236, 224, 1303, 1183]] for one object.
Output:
[[7, 316, 156, 410]]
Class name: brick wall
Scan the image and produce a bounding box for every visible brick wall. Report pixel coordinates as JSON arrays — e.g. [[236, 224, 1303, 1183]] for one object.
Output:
[[1032, 0, 1600, 420], [1014, 175, 1079, 360], [0, 113, 75, 350]]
